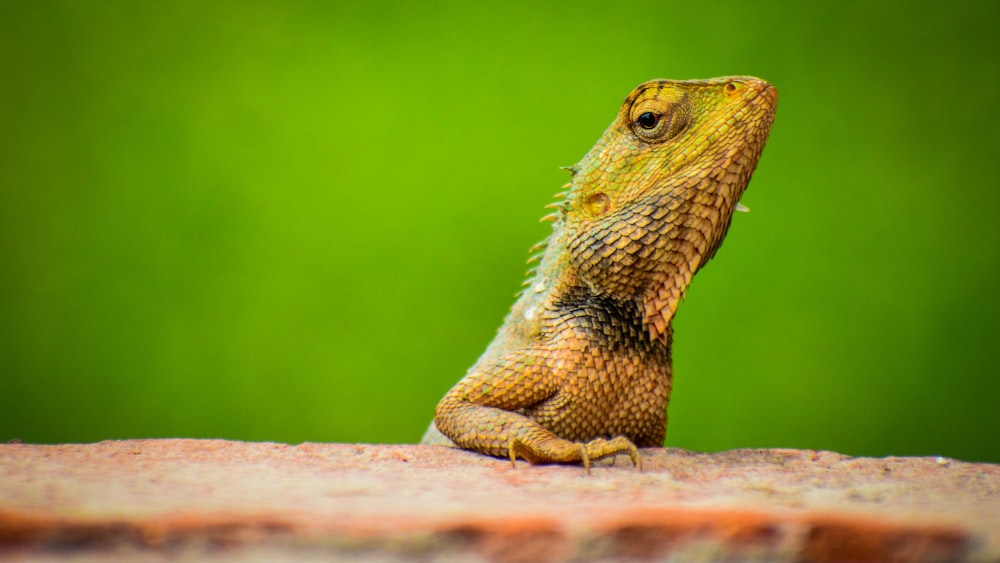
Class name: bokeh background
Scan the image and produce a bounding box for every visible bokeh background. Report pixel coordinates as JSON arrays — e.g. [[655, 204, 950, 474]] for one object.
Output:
[[2, 2, 998, 463]]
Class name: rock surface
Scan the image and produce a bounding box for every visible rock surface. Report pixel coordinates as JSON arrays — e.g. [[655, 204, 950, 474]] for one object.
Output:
[[0, 440, 997, 562]]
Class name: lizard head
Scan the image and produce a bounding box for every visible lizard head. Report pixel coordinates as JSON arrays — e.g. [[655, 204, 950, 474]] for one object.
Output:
[[558, 77, 778, 343]]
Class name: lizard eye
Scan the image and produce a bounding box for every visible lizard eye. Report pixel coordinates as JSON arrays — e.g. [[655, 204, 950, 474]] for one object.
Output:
[[629, 94, 690, 143], [637, 112, 659, 129]]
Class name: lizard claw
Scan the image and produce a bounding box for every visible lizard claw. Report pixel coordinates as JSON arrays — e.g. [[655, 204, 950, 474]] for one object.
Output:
[[507, 435, 641, 472], [583, 436, 642, 472], [508, 437, 525, 468]]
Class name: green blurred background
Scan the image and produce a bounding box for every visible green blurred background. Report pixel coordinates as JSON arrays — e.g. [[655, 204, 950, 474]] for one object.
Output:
[[2, 2, 998, 463]]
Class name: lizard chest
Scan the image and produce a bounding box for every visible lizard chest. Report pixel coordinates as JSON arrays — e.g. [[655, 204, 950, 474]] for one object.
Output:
[[523, 296, 673, 443]]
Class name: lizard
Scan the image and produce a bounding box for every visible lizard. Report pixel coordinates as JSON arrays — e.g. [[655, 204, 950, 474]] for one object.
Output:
[[421, 76, 778, 470]]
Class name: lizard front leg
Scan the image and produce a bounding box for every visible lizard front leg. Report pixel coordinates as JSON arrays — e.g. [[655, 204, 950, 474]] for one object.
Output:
[[432, 355, 641, 470]]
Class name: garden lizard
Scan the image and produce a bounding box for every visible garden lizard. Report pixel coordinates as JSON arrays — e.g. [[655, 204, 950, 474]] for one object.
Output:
[[422, 76, 777, 470]]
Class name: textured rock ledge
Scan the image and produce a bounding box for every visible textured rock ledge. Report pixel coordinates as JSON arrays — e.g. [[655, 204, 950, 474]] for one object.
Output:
[[0, 440, 997, 562]]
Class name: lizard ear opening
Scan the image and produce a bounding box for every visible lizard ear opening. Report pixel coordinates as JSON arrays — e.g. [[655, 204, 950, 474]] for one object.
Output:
[[585, 192, 611, 218]]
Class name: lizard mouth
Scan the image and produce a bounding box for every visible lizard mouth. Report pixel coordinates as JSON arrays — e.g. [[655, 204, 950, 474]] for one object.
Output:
[[761, 83, 779, 106], [742, 78, 778, 108], [726, 79, 778, 129], [753, 82, 778, 105], [666, 80, 776, 179], [715, 79, 777, 150]]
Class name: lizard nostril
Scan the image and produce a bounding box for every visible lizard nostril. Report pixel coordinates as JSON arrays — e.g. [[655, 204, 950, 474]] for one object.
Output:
[[724, 82, 738, 94], [585, 192, 611, 217]]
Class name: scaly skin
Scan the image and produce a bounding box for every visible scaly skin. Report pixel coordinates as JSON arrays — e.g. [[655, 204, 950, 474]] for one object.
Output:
[[422, 77, 778, 469]]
